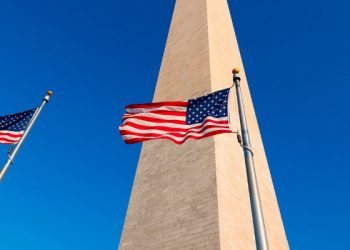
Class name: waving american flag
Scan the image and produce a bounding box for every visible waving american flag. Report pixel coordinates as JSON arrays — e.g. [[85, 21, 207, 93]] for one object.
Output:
[[119, 88, 233, 144], [0, 109, 37, 144]]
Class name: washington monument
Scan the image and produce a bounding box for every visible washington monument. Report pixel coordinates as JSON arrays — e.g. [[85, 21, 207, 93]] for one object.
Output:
[[119, 0, 289, 249]]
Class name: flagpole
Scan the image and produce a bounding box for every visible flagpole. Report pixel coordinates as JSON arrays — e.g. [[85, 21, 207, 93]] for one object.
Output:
[[232, 68, 269, 250], [0, 91, 53, 181]]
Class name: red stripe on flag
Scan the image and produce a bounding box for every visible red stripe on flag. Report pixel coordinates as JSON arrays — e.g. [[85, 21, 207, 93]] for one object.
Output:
[[120, 125, 230, 137], [126, 101, 188, 110], [123, 130, 232, 145], [0, 137, 19, 144], [122, 116, 187, 125], [0, 132, 23, 138], [131, 110, 186, 116], [121, 119, 229, 132]]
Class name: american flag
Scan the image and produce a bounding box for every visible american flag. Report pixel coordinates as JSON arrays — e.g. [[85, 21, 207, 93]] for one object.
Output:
[[119, 88, 233, 144], [0, 109, 37, 144]]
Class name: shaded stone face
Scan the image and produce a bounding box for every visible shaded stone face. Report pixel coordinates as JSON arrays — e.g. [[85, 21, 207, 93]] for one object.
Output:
[[119, 0, 289, 249]]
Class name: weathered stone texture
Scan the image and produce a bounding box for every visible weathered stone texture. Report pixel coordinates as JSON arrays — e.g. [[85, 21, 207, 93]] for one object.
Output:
[[119, 0, 289, 249]]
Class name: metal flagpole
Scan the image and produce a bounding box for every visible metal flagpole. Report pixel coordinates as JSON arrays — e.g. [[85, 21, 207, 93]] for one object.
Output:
[[0, 91, 53, 181], [232, 68, 269, 250]]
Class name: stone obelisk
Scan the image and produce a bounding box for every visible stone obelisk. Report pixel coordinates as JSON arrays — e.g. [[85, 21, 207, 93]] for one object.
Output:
[[119, 0, 289, 249]]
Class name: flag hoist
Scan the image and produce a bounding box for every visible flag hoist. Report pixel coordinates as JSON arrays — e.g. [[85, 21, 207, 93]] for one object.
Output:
[[0, 91, 53, 181]]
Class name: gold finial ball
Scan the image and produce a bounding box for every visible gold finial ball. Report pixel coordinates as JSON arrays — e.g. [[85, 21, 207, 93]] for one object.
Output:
[[232, 68, 240, 74], [47, 90, 53, 96]]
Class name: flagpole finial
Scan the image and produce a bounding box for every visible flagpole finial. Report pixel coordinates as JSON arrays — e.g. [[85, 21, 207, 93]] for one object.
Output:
[[232, 68, 241, 82], [232, 68, 240, 74], [44, 90, 53, 102]]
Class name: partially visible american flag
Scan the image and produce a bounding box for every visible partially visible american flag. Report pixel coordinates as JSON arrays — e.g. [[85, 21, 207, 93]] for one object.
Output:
[[0, 109, 37, 144], [119, 88, 233, 144]]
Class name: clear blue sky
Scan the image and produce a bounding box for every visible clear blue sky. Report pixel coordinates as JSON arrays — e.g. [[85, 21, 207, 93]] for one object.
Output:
[[0, 0, 349, 249]]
